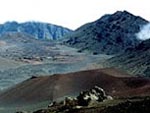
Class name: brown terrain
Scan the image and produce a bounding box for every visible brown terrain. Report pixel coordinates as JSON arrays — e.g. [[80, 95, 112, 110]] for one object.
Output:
[[0, 68, 150, 106]]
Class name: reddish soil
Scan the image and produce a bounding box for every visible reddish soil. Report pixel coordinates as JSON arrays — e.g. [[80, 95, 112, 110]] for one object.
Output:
[[0, 68, 150, 105]]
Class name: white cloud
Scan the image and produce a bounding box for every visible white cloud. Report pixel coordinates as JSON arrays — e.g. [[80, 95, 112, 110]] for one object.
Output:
[[136, 23, 150, 40], [0, 0, 149, 29]]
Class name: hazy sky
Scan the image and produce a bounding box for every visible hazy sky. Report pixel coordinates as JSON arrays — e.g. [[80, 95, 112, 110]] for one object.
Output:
[[0, 0, 149, 29]]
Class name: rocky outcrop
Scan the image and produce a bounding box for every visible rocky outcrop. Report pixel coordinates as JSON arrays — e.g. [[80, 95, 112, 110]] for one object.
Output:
[[77, 86, 113, 106], [48, 86, 112, 108], [31, 86, 113, 113]]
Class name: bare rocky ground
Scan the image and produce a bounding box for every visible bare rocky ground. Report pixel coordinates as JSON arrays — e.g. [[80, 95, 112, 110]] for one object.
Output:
[[32, 96, 150, 113], [0, 33, 112, 90]]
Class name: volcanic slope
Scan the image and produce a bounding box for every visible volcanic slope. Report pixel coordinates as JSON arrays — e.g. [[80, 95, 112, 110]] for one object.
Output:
[[64, 11, 148, 54], [0, 68, 150, 107], [106, 39, 150, 77]]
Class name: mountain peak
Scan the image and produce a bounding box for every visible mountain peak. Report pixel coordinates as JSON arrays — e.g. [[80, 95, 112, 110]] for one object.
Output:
[[65, 11, 148, 54], [114, 10, 133, 15], [99, 10, 147, 23], [3, 21, 18, 25]]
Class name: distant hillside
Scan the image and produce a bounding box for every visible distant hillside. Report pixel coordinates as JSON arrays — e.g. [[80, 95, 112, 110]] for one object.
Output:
[[0, 68, 150, 106], [0, 32, 113, 90], [0, 21, 72, 40], [64, 11, 148, 54], [106, 39, 150, 77], [0, 32, 57, 60]]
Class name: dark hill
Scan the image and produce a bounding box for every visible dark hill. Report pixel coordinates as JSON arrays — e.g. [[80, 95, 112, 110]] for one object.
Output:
[[106, 39, 150, 77], [64, 11, 148, 54], [0, 68, 150, 106]]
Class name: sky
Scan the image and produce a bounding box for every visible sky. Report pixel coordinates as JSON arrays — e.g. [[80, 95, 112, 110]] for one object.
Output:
[[0, 0, 149, 30]]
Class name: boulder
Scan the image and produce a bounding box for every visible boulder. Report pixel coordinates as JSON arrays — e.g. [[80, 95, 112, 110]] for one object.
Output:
[[77, 86, 113, 106]]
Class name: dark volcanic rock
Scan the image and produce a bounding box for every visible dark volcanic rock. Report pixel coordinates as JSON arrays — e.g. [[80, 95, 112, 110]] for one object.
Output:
[[16, 111, 28, 113], [0, 21, 72, 40], [101, 97, 150, 113], [106, 39, 150, 77], [34, 97, 150, 113], [64, 11, 148, 54]]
